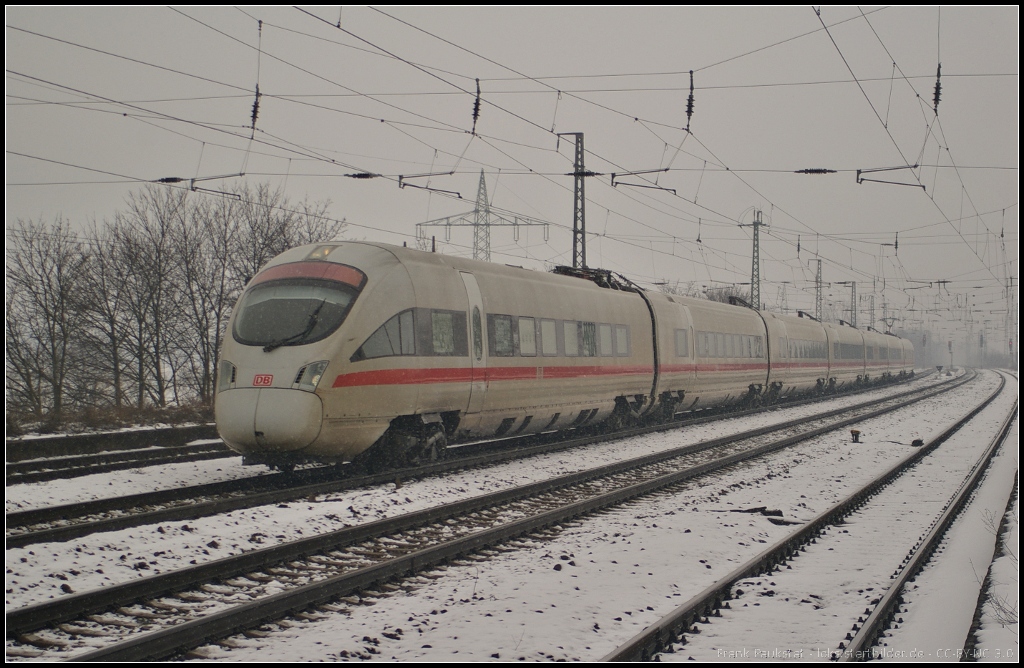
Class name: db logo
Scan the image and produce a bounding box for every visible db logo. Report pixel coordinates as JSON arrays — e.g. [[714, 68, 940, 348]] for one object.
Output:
[[253, 374, 273, 387]]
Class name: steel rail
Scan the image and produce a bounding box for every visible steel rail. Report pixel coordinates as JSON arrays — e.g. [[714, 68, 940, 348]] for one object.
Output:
[[600, 372, 1007, 662], [5, 443, 233, 485], [5, 425, 218, 461], [839, 386, 1018, 661]]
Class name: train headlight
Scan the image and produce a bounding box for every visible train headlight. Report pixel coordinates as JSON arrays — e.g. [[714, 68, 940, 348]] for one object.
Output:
[[295, 360, 329, 392], [217, 360, 236, 393]]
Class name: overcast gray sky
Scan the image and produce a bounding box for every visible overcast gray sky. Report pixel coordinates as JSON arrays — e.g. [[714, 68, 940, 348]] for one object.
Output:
[[5, 6, 1018, 355]]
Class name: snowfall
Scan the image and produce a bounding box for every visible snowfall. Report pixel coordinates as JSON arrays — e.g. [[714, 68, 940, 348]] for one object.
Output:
[[5, 369, 1018, 662]]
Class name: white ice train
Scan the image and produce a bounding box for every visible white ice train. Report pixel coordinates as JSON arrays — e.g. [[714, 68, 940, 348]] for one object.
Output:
[[215, 242, 914, 469]]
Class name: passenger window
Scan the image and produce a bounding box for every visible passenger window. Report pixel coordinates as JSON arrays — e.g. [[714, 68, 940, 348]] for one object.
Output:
[[489, 314, 516, 357], [675, 329, 689, 357], [563, 321, 579, 356], [581, 322, 597, 357], [519, 317, 537, 356], [397, 311, 413, 354], [598, 324, 613, 356], [352, 310, 415, 361], [615, 325, 629, 356], [431, 311, 455, 355], [541, 319, 558, 356]]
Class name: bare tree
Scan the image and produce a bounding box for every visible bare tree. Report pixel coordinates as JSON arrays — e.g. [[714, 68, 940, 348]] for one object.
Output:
[[6, 297, 47, 418], [705, 285, 751, 304], [115, 185, 188, 407], [291, 196, 345, 246], [77, 220, 133, 408], [658, 280, 705, 299], [658, 280, 751, 305], [173, 195, 239, 404], [230, 183, 295, 286], [5, 217, 89, 418], [6, 181, 346, 426], [230, 184, 346, 286]]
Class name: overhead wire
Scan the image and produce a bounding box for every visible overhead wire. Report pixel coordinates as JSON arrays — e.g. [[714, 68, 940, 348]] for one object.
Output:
[[9, 8, 1015, 311]]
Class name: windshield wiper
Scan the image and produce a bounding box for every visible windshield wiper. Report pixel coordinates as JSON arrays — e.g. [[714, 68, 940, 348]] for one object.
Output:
[[263, 300, 327, 353]]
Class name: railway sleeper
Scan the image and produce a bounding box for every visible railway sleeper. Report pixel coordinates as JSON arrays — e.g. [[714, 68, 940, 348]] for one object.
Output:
[[15, 633, 69, 649], [86, 614, 142, 629], [57, 623, 112, 638], [116, 606, 170, 620]]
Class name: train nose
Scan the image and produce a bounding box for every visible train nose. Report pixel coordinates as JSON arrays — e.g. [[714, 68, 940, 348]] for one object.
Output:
[[216, 388, 323, 453]]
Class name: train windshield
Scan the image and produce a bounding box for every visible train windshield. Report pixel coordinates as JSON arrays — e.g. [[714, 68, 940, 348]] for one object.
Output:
[[233, 279, 358, 350]]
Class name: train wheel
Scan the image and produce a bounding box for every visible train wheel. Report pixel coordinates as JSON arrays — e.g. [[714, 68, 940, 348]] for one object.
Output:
[[415, 424, 447, 464]]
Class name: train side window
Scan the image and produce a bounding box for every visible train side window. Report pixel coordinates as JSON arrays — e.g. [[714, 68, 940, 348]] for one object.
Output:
[[351, 309, 415, 361], [598, 323, 613, 356], [581, 322, 597, 357], [431, 311, 456, 355], [488, 314, 516, 357], [675, 329, 689, 357], [399, 310, 415, 355], [697, 332, 707, 358], [615, 325, 629, 356], [716, 333, 725, 359], [540, 319, 558, 356], [563, 321, 579, 356], [519, 317, 537, 356]]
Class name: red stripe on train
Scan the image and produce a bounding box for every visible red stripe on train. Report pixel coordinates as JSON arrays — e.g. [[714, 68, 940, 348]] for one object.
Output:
[[332, 364, 654, 388]]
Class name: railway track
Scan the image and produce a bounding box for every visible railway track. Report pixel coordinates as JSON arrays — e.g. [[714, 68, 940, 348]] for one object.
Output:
[[5, 441, 234, 486], [4, 371, 984, 660], [603, 371, 1016, 662], [6, 373, 945, 549]]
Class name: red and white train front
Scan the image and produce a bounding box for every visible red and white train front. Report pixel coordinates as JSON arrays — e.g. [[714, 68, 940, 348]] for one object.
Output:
[[215, 244, 369, 465]]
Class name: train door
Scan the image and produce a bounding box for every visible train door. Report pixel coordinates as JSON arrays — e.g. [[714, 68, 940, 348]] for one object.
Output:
[[460, 272, 487, 415]]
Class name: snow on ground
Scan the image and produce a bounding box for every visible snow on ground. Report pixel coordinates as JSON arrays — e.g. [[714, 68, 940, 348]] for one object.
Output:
[[975, 486, 1020, 662], [659, 375, 1017, 663], [5, 373, 951, 611], [168, 373, 1008, 662], [4, 441, 263, 514], [875, 422, 1018, 662]]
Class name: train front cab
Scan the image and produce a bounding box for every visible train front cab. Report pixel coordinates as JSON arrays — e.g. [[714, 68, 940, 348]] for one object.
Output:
[[215, 244, 385, 464]]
